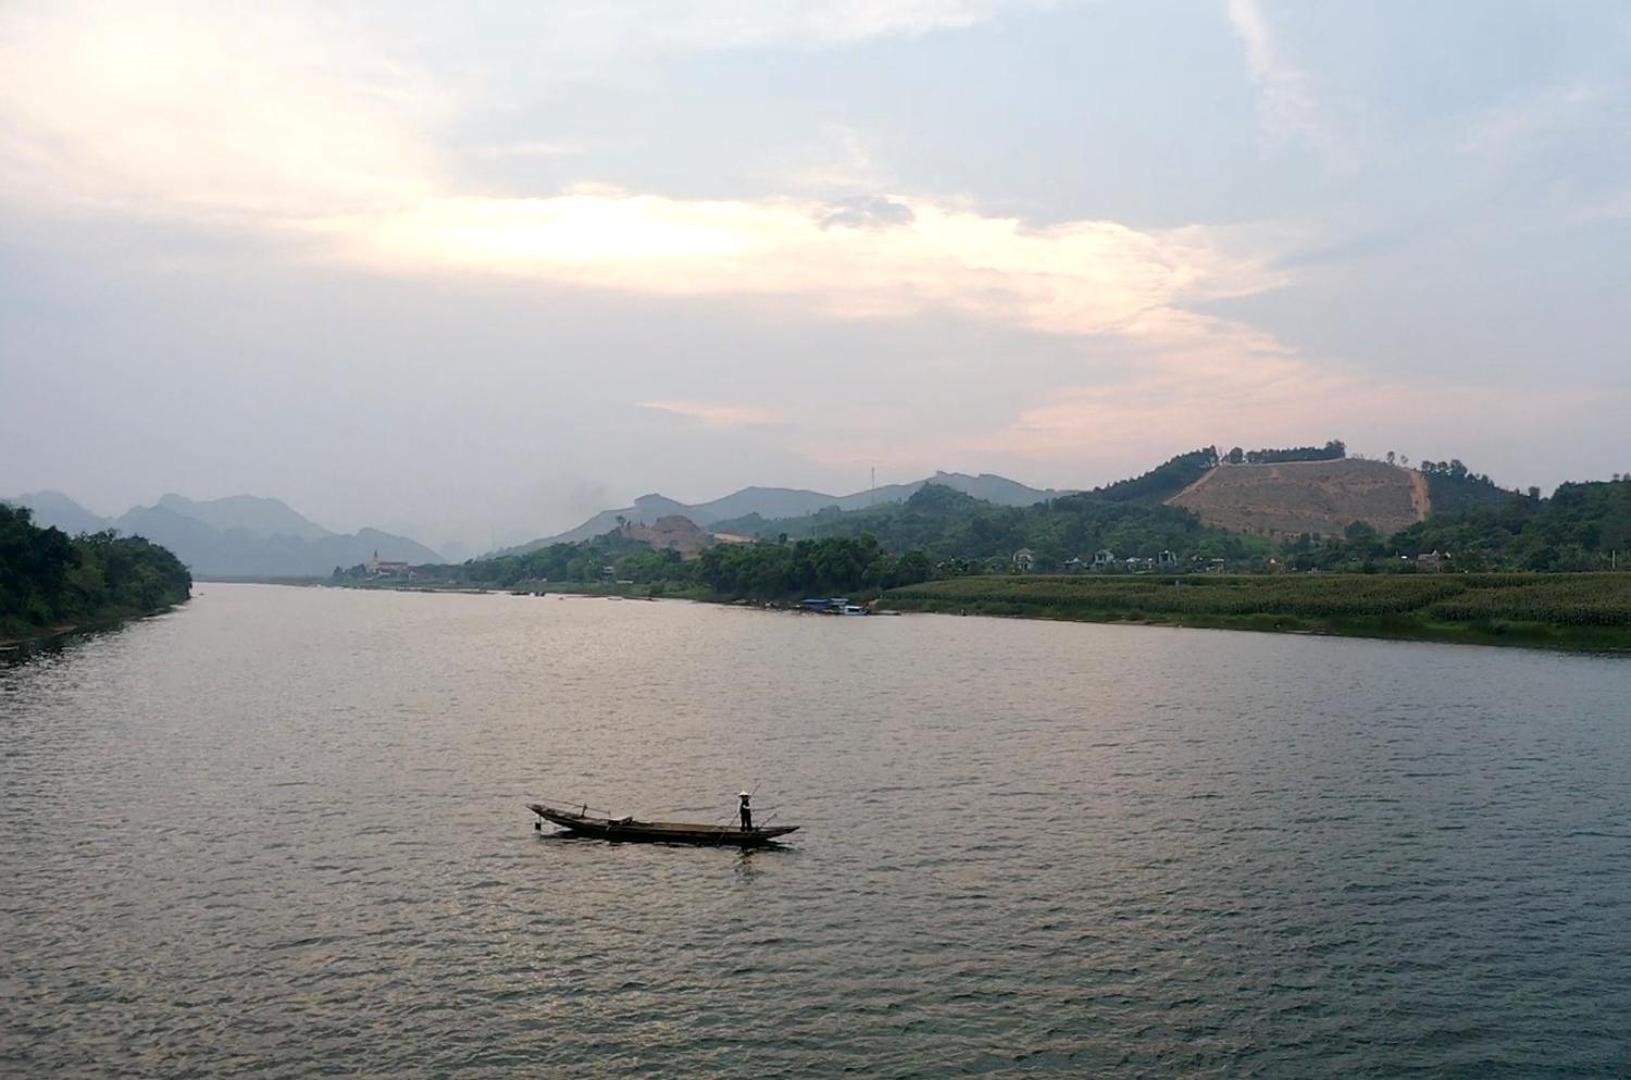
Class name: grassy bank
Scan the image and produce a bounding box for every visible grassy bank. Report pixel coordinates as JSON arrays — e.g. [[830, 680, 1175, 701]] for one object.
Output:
[[883, 573, 1631, 652]]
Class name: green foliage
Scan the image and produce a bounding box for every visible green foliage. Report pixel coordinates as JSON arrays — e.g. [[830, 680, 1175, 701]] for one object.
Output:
[[695, 534, 930, 597], [886, 572, 1631, 648], [1089, 448, 1219, 504], [1421, 459, 1512, 517], [0, 505, 191, 640], [723, 481, 1269, 570], [327, 454, 1631, 613], [888, 573, 1467, 619], [1392, 477, 1629, 570], [1240, 440, 1346, 465], [1427, 577, 1631, 626]]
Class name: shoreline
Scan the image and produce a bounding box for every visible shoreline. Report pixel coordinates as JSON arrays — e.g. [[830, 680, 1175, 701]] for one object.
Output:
[[883, 598, 1631, 654], [0, 600, 187, 653], [205, 578, 1631, 655]]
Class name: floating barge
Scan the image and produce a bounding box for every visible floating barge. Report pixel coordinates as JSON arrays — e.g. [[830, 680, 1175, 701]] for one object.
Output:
[[528, 803, 800, 847]]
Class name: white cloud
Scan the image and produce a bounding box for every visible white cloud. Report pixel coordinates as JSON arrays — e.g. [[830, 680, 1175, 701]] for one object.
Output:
[[0, 4, 1292, 346], [0, 4, 441, 222], [1458, 81, 1607, 163], [475, 141, 586, 160], [320, 189, 1287, 341], [639, 400, 785, 427], [1225, 0, 1346, 167], [535, 0, 1048, 54], [967, 329, 1609, 471]]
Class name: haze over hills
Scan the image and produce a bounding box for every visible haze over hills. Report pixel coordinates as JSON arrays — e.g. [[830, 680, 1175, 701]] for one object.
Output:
[[512, 472, 1076, 553], [3, 491, 441, 579]]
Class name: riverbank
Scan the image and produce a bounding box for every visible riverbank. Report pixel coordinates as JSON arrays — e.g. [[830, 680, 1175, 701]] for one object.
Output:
[[0, 600, 189, 653], [882, 573, 1631, 653]]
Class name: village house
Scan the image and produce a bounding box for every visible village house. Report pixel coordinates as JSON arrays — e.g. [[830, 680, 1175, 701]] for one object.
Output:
[[1012, 548, 1035, 572], [1091, 548, 1115, 570], [366, 550, 410, 577]]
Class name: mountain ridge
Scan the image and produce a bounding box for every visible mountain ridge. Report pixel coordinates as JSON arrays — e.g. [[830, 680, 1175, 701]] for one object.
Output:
[[3, 491, 440, 578], [506, 471, 1076, 554]]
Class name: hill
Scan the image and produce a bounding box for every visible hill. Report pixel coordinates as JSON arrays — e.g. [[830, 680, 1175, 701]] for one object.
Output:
[[114, 502, 441, 578], [699, 481, 1268, 570], [511, 471, 1074, 552], [1166, 458, 1427, 539], [4, 491, 441, 579], [3, 491, 110, 535], [621, 515, 717, 559], [1, 504, 191, 644], [145, 493, 330, 541]]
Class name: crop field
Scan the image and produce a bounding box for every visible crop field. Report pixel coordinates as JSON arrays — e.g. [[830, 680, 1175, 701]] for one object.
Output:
[[883, 573, 1631, 650]]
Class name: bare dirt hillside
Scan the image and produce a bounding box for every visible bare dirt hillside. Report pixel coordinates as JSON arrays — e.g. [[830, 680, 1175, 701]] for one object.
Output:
[[1167, 459, 1428, 538], [621, 515, 717, 559]]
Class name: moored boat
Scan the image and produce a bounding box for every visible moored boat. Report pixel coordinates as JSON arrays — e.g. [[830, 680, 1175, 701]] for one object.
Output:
[[527, 803, 799, 846]]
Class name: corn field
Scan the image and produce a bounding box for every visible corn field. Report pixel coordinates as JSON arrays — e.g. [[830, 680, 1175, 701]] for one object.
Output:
[[886, 573, 1631, 631]]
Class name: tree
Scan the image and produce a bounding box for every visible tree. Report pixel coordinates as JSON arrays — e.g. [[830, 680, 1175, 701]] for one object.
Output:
[[893, 550, 932, 586]]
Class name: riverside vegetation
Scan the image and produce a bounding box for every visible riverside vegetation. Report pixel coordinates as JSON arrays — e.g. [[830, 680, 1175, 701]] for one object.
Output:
[[885, 573, 1631, 651], [331, 446, 1631, 651], [0, 505, 192, 645]]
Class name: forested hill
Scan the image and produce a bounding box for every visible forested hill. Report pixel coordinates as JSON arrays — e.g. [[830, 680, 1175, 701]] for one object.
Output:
[[0, 505, 191, 644], [4, 491, 442, 578], [713, 481, 1268, 570]]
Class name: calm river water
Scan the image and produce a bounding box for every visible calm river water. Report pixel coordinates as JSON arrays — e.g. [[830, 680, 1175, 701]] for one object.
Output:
[[3, 584, 1629, 1076]]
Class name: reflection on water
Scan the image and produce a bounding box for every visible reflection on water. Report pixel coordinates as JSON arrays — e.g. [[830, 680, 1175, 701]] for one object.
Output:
[[3, 583, 1630, 1076]]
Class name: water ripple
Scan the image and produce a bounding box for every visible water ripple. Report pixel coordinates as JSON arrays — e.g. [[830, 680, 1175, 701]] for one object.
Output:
[[3, 585, 1630, 1076]]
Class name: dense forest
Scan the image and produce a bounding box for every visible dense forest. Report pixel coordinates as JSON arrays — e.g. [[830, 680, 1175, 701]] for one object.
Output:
[[0, 505, 192, 642]]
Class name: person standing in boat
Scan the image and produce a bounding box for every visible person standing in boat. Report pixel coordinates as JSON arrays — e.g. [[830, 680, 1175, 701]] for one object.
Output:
[[738, 791, 753, 831]]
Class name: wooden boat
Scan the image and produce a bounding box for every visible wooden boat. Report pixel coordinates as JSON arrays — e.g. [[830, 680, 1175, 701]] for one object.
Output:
[[528, 803, 799, 846]]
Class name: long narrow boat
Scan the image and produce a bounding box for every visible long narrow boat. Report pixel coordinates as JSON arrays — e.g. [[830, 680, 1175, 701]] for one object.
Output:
[[528, 803, 800, 847]]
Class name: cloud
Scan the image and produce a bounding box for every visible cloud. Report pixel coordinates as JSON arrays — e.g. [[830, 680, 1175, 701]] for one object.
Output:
[[1225, 0, 1345, 166], [0, 2, 1290, 347], [475, 141, 586, 160], [534, 1, 1048, 54], [1, 0, 1349, 484], [317, 189, 1287, 342], [0, 5, 441, 223], [819, 195, 917, 229], [638, 400, 784, 427], [967, 323, 1610, 471], [1458, 81, 1607, 163]]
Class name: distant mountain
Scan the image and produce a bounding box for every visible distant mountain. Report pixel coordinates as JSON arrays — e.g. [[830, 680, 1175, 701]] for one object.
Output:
[[3, 491, 110, 535], [509, 471, 1074, 553], [150, 493, 330, 542], [111, 497, 441, 578], [4, 490, 441, 578]]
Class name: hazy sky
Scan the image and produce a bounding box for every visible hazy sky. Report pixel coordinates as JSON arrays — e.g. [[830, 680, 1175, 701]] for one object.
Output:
[[3, 2, 1628, 550]]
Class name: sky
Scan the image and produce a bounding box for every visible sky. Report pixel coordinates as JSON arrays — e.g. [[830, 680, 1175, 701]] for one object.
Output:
[[2, 1, 1628, 552]]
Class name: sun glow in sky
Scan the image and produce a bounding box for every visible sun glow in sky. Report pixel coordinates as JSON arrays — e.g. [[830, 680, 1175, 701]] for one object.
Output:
[[2, 1, 1628, 548]]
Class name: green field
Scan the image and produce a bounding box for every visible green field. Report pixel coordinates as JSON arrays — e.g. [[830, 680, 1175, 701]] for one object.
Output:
[[883, 573, 1631, 652]]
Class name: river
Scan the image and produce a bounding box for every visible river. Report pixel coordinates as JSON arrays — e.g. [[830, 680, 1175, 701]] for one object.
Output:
[[3, 583, 1629, 1076]]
